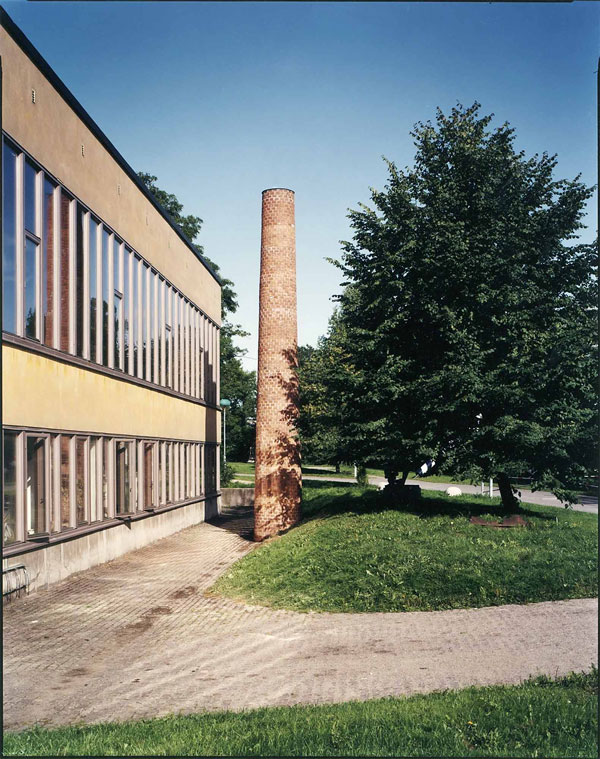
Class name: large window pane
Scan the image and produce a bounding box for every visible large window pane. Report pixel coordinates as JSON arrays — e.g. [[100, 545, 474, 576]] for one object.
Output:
[[89, 218, 98, 361], [75, 205, 85, 356], [102, 228, 110, 366], [3, 430, 18, 545], [172, 293, 179, 392], [90, 437, 100, 522], [59, 192, 72, 352], [123, 248, 130, 372], [24, 160, 37, 234], [24, 237, 38, 339], [206, 445, 217, 494], [3, 142, 18, 334], [149, 271, 156, 382], [158, 278, 164, 385], [26, 436, 46, 536], [116, 441, 133, 514], [142, 264, 149, 379], [102, 439, 110, 519], [143, 442, 155, 508], [60, 435, 71, 530], [113, 239, 122, 369], [75, 437, 87, 525], [133, 256, 140, 376], [42, 177, 55, 345]]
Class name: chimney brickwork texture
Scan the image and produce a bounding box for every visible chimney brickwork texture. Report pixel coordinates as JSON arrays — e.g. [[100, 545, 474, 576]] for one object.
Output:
[[254, 188, 302, 541]]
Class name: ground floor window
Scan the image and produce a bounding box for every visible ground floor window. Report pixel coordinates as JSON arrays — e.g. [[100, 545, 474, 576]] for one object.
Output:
[[2, 430, 217, 549]]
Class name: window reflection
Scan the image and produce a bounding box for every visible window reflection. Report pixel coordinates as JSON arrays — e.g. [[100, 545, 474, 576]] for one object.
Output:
[[89, 218, 98, 361], [102, 228, 110, 366], [26, 436, 46, 536], [2, 143, 18, 334], [42, 178, 55, 346], [24, 160, 37, 234], [24, 237, 38, 339], [3, 430, 18, 545]]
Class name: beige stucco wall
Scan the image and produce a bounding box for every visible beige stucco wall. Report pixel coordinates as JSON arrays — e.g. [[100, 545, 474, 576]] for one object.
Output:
[[2, 345, 220, 442], [0, 26, 221, 325]]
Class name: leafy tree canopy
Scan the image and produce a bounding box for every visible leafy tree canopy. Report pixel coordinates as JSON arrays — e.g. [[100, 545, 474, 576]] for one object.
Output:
[[331, 102, 597, 507]]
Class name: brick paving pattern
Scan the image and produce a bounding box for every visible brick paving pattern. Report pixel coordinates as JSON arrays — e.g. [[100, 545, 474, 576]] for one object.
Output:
[[3, 506, 597, 731], [254, 188, 302, 541]]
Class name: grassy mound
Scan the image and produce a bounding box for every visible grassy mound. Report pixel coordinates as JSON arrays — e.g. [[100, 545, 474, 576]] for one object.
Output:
[[211, 484, 598, 613], [4, 670, 597, 757]]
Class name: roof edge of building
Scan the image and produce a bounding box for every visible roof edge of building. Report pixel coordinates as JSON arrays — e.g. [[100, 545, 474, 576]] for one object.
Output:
[[0, 5, 222, 288]]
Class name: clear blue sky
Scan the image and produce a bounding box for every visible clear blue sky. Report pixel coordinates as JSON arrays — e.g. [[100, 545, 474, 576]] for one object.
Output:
[[4, 1, 597, 370]]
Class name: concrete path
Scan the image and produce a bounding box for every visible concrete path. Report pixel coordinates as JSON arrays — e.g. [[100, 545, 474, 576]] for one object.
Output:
[[3, 507, 597, 731]]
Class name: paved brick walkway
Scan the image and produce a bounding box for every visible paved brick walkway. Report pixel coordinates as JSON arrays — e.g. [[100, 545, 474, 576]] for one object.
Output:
[[3, 507, 597, 731]]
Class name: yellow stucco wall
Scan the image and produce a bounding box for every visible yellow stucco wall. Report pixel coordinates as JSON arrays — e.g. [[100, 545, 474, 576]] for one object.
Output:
[[2, 345, 220, 443], [0, 26, 221, 325]]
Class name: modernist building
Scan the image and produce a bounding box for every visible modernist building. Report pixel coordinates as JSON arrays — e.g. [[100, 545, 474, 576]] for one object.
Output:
[[1, 9, 222, 593]]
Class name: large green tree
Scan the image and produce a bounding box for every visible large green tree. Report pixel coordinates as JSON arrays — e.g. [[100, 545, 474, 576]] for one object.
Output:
[[297, 312, 353, 471], [332, 103, 597, 507], [138, 172, 256, 463]]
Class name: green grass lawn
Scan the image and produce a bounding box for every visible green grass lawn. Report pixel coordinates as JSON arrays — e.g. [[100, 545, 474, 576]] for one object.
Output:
[[4, 670, 597, 757], [211, 483, 598, 613]]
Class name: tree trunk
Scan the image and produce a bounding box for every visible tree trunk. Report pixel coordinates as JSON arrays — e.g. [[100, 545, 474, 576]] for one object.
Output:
[[384, 467, 399, 487], [497, 472, 520, 511], [335, 462, 341, 474]]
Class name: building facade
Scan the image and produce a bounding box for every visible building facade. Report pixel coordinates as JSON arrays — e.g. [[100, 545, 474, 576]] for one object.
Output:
[[1, 9, 222, 593]]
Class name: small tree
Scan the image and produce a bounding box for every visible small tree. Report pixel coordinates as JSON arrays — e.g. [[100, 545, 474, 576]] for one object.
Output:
[[332, 103, 597, 507]]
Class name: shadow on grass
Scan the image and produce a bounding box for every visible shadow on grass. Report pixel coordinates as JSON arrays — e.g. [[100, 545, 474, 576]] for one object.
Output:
[[301, 484, 557, 524]]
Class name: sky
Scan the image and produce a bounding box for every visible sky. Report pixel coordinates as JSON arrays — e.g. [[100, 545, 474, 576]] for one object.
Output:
[[4, 1, 598, 371]]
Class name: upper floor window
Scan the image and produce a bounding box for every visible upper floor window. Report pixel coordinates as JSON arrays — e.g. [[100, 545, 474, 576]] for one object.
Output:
[[1, 136, 217, 403]]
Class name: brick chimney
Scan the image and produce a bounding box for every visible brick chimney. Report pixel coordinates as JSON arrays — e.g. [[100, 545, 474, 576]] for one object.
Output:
[[254, 188, 302, 541]]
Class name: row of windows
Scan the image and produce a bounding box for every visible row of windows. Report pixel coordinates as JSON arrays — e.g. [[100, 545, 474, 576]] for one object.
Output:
[[2, 429, 219, 547], [2, 136, 219, 404]]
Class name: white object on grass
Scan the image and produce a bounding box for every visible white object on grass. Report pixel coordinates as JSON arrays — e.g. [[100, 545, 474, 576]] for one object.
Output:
[[445, 486, 463, 497]]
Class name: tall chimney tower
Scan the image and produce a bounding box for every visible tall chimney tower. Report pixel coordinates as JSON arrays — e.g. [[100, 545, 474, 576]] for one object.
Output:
[[254, 188, 301, 541]]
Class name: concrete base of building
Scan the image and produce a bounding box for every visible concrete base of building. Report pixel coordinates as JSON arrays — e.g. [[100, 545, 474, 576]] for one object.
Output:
[[222, 487, 255, 507], [2, 496, 220, 595]]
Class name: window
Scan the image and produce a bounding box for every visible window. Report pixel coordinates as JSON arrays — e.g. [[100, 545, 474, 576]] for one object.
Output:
[[59, 435, 71, 530], [133, 256, 140, 377], [3, 430, 18, 545], [2, 141, 214, 402], [158, 278, 164, 386], [143, 442, 155, 509], [102, 439, 111, 519], [173, 293, 179, 392], [101, 227, 110, 366], [123, 248, 130, 372], [142, 263, 149, 380], [24, 237, 39, 340], [75, 436, 87, 525], [115, 441, 133, 514], [2, 141, 18, 334], [42, 178, 56, 345], [113, 238, 122, 370], [89, 218, 99, 361], [205, 445, 217, 494], [75, 205, 85, 357], [26, 435, 47, 536], [89, 437, 102, 522], [150, 271, 156, 383], [59, 191, 72, 352]]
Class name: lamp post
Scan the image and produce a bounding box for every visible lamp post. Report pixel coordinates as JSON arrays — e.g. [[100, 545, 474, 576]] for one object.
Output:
[[220, 399, 231, 467]]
